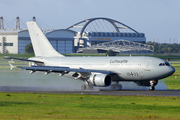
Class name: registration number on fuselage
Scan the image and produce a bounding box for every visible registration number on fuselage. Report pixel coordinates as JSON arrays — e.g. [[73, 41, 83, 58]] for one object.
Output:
[[126, 72, 139, 77]]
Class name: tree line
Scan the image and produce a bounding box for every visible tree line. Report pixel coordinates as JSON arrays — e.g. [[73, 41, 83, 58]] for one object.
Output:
[[25, 42, 180, 54], [147, 41, 180, 53]]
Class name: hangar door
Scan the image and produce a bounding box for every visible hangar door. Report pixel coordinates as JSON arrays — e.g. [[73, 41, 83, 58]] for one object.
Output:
[[58, 40, 73, 53], [49, 40, 73, 54]]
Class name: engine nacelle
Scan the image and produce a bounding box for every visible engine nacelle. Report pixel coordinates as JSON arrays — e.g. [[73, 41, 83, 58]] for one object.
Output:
[[89, 74, 112, 87]]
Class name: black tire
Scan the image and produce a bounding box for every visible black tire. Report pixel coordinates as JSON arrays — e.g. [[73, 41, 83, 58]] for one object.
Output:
[[86, 85, 93, 90], [118, 84, 122, 90], [149, 86, 155, 91], [152, 86, 155, 90], [110, 84, 115, 90], [81, 84, 86, 90]]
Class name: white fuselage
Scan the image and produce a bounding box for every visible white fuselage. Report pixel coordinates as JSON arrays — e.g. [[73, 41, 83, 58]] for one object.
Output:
[[30, 56, 175, 82]]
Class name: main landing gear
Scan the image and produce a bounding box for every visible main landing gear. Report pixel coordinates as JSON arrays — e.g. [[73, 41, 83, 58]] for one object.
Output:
[[81, 81, 123, 91], [81, 84, 93, 90], [81, 80, 93, 90], [110, 82, 122, 90]]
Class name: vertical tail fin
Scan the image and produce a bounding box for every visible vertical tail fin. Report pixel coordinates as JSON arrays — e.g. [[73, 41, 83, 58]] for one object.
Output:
[[26, 22, 64, 57]]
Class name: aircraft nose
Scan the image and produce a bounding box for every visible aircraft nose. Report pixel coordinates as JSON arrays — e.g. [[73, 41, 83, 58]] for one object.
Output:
[[168, 66, 175, 75], [171, 66, 175, 74]]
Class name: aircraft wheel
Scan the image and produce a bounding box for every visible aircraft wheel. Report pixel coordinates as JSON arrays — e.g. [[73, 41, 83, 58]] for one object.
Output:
[[110, 84, 115, 90], [149, 86, 155, 91], [81, 84, 86, 90], [110, 84, 122, 90], [118, 84, 122, 90], [86, 85, 93, 90]]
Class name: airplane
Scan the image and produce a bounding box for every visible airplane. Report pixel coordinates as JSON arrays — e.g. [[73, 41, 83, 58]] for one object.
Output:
[[5, 21, 175, 91]]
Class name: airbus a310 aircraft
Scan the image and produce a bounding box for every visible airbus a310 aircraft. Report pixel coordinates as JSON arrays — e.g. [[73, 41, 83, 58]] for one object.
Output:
[[6, 22, 175, 91]]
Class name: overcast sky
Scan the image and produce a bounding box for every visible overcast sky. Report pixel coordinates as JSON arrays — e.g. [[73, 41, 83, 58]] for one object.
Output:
[[1, 0, 180, 43]]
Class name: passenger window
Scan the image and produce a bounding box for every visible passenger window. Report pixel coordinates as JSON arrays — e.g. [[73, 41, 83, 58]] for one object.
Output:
[[159, 63, 162, 66]]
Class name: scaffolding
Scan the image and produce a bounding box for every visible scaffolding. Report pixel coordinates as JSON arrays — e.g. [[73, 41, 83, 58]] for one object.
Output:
[[77, 39, 154, 54]]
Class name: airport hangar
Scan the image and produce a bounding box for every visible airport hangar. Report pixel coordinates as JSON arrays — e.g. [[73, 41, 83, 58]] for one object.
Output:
[[0, 17, 153, 54]]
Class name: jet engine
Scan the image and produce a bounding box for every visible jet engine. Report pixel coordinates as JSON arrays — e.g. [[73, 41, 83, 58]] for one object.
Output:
[[89, 73, 112, 87]]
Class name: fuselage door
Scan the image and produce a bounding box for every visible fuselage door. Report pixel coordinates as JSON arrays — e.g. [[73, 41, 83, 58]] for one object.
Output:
[[144, 60, 152, 71]]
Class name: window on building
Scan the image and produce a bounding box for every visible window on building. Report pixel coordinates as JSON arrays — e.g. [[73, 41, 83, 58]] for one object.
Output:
[[18, 40, 31, 53], [4, 43, 13, 46], [0, 43, 13, 46]]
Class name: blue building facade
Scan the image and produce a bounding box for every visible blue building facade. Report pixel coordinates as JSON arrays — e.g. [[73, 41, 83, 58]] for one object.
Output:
[[18, 29, 75, 54]]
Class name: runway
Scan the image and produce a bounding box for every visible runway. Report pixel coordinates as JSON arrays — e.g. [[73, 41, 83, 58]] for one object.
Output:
[[0, 85, 180, 97]]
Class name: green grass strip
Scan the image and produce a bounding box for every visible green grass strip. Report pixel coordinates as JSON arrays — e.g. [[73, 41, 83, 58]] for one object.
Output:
[[0, 92, 180, 119]]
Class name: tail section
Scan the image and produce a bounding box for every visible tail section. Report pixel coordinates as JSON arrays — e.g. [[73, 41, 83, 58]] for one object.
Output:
[[26, 22, 64, 57]]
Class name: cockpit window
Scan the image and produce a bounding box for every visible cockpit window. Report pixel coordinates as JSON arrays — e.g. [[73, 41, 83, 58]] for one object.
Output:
[[165, 62, 170, 66], [159, 62, 170, 66]]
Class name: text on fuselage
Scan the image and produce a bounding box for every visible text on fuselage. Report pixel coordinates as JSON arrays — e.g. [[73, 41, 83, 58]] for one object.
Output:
[[110, 59, 128, 63]]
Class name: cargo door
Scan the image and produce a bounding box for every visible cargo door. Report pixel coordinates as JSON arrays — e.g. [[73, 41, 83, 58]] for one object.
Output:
[[144, 60, 152, 71]]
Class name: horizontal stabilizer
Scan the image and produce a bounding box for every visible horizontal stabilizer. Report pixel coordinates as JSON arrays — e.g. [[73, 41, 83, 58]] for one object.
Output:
[[9, 64, 16, 70], [9, 63, 21, 70], [5, 56, 44, 63]]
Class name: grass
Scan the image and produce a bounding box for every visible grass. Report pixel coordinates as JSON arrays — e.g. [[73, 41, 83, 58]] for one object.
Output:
[[164, 65, 180, 89], [165, 76, 180, 89], [0, 92, 180, 119], [0, 54, 180, 119], [0, 53, 35, 57]]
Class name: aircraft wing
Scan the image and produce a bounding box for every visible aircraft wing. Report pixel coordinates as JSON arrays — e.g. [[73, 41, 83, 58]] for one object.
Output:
[[21, 66, 113, 74], [4, 56, 44, 64]]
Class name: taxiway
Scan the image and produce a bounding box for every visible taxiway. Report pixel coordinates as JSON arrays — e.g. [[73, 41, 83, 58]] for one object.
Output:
[[0, 86, 179, 97]]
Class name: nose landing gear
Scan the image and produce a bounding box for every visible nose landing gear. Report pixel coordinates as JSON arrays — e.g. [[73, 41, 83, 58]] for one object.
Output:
[[149, 80, 157, 91], [149, 86, 155, 91]]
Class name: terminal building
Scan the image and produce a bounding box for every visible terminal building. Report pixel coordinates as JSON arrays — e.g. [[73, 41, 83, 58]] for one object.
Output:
[[0, 17, 153, 54]]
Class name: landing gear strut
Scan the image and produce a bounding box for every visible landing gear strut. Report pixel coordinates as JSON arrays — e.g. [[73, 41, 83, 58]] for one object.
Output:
[[81, 80, 93, 90], [110, 82, 122, 90]]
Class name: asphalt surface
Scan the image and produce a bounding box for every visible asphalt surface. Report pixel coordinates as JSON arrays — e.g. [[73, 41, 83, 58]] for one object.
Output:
[[0, 85, 180, 97]]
